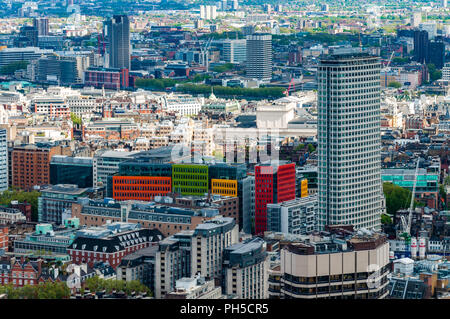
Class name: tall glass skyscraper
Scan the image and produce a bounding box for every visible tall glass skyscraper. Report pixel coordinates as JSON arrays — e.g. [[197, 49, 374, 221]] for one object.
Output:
[[0, 129, 7, 192], [317, 53, 382, 231], [104, 15, 130, 70]]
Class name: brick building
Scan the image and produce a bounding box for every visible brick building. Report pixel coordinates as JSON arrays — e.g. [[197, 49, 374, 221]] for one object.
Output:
[[10, 143, 70, 190], [0, 226, 8, 252], [67, 223, 163, 269]]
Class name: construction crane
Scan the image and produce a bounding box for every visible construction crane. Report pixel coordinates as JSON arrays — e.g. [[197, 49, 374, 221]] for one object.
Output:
[[400, 159, 421, 237], [383, 51, 395, 72], [381, 51, 395, 87], [201, 37, 212, 72], [283, 78, 295, 97], [192, 32, 212, 72]]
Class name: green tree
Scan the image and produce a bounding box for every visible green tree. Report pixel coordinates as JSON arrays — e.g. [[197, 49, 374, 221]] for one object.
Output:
[[383, 182, 420, 216], [294, 144, 305, 151], [388, 81, 402, 88], [0, 61, 29, 75], [427, 63, 442, 82], [212, 63, 234, 73], [381, 213, 393, 224], [70, 113, 82, 125], [307, 144, 316, 153], [0, 189, 41, 221]]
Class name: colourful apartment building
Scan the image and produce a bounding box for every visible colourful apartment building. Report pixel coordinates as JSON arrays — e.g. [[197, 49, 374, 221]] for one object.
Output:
[[172, 164, 209, 196], [211, 179, 238, 197], [112, 176, 172, 201], [254, 162, 296, 235]]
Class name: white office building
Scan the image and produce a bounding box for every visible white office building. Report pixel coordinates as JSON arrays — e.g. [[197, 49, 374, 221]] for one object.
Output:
[[317, 53, 382, 231], [222, 39, 247, 64]]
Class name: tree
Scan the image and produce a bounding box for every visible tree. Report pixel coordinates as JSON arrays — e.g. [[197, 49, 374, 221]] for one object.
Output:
[[388, 81, 402, 88], [83, 276, 151, 296], [383, 182, 420, 217], [70, 113, 82, 125], [427, 63, 442, 82], [307, 144, 315, 153], [381, 213, 393, 224], [294, 144, 305, 151], [0, 189, 41, 221], [0, 61, 29, 75]]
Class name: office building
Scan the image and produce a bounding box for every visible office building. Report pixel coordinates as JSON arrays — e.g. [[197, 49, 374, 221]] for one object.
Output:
[[166, 276, 223, 299], [420, 22, 438, 40], [428, 39, 445, 69], [254, 162, 296, 235], [84, 67, 129, 90], [0, 129, 7, 192], [317, 53, 382, 231], [172, 164, 209, 196], [222, 237, 269, 299], [190, 216, 239, 280], [411, 12, 422, 28], [116, 246, 158, 292], [280, 227, 390, 299], [38, 184, 89, 224], [222, 39, 247, 64], [246, 34, 272, 82], [50, 156, 93, 188], [266, 195, 317, 235], [71, 198, 216, 237], [414, 30, 428, 64], [13, 221, 78, 256], [35, 55, 78, 85], [0, 47, 52, 67], [93, 149, 138, 190], [33, 17, 49, 36], [104, 15, 130, 70], [0, 206, 26, 225], [17, 26, 38, 47], [442, 62, 450, 80], [199, 5, 217, 20], [67, 222, 163, 269], [10, 143, 66, 190], [155, 232, 193, 298]]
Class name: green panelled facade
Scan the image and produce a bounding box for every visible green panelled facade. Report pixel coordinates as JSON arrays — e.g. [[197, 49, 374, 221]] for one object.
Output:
[[172, 164, 209, 196]]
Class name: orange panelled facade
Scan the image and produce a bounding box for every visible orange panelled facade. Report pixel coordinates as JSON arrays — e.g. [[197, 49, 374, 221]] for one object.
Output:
[[112, 176, 172, 201]]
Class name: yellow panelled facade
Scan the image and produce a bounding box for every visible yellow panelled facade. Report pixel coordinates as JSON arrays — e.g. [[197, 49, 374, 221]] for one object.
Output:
[[301, 179, 308, 197], [211, 179, 238, 197]]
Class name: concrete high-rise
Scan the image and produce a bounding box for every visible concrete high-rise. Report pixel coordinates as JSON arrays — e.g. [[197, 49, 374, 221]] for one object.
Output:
[[104, 15, 130, 70], [317, 53, 382, 231], [246, 33, 272, 82]]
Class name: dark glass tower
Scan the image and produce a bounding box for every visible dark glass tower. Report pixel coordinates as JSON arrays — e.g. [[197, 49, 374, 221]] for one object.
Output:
[[104, 15, 130, 70]]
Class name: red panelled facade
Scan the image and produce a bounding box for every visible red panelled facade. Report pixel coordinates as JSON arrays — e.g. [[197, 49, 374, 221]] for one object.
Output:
[[112, 176, 172, 201], [254, 163, 296, 235]]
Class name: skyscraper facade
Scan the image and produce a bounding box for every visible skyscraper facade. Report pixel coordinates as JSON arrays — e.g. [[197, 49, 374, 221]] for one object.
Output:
[[317, 53, 382, 231], [414, 30, 428, 64], [33, 17, 49, 36], [246, 33, 272, 82], [104, 15, 130, 70]]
